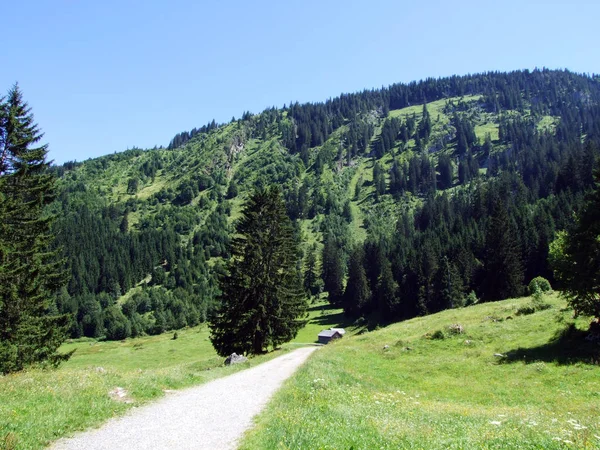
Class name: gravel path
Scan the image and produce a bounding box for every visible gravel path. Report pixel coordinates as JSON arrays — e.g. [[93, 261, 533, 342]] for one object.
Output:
[[51, 346, 318, 450]]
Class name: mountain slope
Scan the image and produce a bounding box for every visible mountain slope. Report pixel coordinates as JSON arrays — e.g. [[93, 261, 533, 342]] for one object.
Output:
[[51, 69, 600, 340]]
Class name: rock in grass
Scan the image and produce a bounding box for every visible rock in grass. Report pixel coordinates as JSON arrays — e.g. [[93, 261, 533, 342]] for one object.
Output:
[[224, 353, 248, 365], [109, 387, 133, 403], [448, 324, 464, 334]]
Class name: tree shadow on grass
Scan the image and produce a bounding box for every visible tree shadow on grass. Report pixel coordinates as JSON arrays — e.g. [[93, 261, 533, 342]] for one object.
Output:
[[307, 303, 338, 313], [309, 310, 354, 329], [500, 323, 600, 366]]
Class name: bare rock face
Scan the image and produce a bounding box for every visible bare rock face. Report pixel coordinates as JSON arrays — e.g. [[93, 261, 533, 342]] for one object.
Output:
[[224, 353, 248, 365]]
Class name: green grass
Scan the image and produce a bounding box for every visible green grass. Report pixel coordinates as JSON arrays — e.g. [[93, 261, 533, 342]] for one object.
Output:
[[0, 326, 286, 449], [0, 298, 348, 449], [389, 95, 481, 123], [241, 294, 600, 449], [292, 301, 357, 345], [538, 115, 558, 133], [475, 122, 500, 142]]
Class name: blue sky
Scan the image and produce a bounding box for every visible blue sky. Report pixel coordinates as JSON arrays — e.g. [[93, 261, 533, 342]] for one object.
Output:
[[3, 0, 599, 164]]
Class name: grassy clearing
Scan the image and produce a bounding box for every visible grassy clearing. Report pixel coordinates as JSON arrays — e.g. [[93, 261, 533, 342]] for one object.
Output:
[[389, 95, 482, 124], [241, 293, 600, 449], [538, 115, 558, 133], [475, 122, 500, 142]]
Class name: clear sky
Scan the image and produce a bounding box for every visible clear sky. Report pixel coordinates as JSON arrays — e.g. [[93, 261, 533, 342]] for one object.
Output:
[[3, 0, 599, 164]]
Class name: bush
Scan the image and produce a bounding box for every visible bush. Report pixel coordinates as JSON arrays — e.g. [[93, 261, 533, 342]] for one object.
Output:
[[427, 329, 446, 340], [516, 284, 552, 316], [465, 291, 479, 306], [528, 277, 552, 295]]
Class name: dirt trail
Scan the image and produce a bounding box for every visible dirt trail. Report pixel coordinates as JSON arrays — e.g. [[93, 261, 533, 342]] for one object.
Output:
[[51, 346, 318, 450]]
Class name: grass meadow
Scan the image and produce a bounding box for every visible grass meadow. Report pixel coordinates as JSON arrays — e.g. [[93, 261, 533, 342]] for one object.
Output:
[[0, 300, 348, 450], [241, 293, 600, 449], [3, 294, 599, 449]]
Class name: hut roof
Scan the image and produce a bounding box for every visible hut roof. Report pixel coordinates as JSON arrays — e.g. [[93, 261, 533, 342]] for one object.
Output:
[[318, 329, 341, 338]]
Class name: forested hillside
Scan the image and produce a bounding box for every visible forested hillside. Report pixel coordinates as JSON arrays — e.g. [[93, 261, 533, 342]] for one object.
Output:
[[50, 69, 600, 340]]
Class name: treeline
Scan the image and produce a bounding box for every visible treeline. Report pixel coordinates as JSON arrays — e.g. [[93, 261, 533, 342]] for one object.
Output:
[[167, 119, 220, 149], [281, 69, 599, 155]]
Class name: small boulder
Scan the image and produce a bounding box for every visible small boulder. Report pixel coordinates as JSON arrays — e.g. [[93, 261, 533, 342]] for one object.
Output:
[[383, 345, 390, 350], [109, 387, 133, 403], [224, 353, 248, 365], [448, 324, 464, 335]]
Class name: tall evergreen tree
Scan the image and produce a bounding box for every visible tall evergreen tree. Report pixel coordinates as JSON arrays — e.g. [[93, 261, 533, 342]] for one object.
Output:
[[481, 197, 524, 301], [376, 258, 398, 320], [303, 244, 320, 297], [343, 246, 371, 317], [373, 161, 386, 199], [437, 154, 454, 190], [322, 234, 344, 305], [0, 84, 71, 374], [209, 187, 307, 356]]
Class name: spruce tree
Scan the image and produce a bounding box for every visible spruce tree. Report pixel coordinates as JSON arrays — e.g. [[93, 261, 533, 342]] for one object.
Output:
[[322, 233, 344, 305], [0, 84, 71, 374], [209, 187, 307, 356], [303, 244, 320, 297], [343, 246, 371, 317], [376, 258, 398, 320], [481, 197, 523, 301]]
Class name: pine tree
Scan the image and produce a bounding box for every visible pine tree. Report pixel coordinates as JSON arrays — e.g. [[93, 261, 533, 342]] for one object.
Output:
[[433, 256, 465, 310], [0, 84, 71, 374], [322, 234, 344, 305], [376, 258, 398, 320], [373, 161, 386, 199], [481, 197, 524, 301], [209, 187, 307, 356], [437, 154, 454, 190], [343, 246, 371, 317], [303, 244, 320, 297]]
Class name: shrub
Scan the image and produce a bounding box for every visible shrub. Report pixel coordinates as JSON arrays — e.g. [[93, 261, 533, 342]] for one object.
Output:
[[427, 329, 446, 340], [516, 284, 552, 316], [465, 291, 479, 306], [528, 277, 552, 295]]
